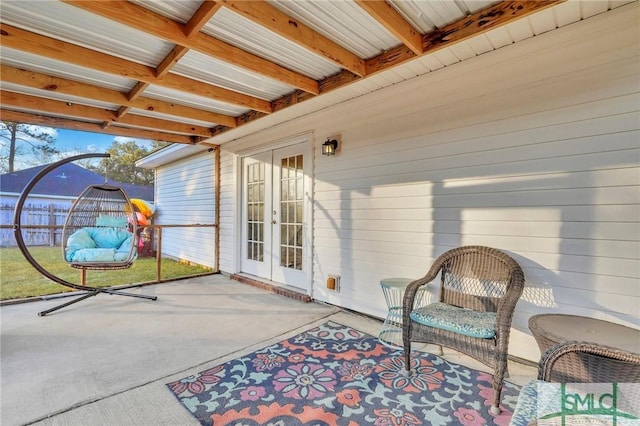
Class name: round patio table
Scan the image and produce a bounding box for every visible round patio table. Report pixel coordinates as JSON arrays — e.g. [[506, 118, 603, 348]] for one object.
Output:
[[528, 314, 640, 382]]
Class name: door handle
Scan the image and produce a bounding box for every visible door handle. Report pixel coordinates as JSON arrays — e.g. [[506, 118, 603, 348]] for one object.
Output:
[[271, 219, 277, 224]]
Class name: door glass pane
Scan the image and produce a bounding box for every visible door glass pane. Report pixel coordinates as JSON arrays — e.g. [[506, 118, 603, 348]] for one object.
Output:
[[296, 155, 303, 180], [246, 162, 264, 262], [288, 203, 296, 223], [279, 155, 303, 270], [296, 177, 303, 199]]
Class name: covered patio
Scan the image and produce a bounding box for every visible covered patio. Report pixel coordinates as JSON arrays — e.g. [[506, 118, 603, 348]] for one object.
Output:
[[2, 0, 638, 341], [0, 274, 537, 425], [1, 0, 639, 423]]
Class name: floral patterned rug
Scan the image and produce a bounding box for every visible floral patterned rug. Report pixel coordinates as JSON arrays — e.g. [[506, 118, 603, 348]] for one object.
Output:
[[166, 321, 520, 426]]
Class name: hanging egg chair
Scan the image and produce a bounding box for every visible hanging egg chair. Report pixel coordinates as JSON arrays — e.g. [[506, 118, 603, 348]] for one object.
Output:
[[63, 184, 138, 270], [13, 153, 157, 316]]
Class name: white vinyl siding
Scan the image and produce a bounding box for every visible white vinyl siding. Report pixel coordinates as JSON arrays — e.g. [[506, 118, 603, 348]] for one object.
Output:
[[218, 149, 237, 273], [154, 152, 216, 268], [217, 4, 639, 361]]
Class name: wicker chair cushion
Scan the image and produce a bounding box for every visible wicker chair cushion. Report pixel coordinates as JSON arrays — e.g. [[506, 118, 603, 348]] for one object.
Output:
[[410, 302, 497, 338]]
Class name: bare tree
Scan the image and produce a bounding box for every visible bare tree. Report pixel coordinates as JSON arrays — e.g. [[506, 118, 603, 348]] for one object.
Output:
[[0, 121, 59, 172]]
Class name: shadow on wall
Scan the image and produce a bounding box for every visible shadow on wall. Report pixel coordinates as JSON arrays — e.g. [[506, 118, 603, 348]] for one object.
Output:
[[310, 26, 638, 329], [313, 118, 638, 334], [430, 178, 618, 338]]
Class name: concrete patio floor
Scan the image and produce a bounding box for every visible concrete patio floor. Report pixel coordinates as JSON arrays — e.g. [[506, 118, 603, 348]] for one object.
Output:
[[1, 274, 536, 425]]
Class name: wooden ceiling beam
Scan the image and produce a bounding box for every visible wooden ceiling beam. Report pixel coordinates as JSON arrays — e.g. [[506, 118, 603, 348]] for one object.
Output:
[[0, 91, 215, 137], [116, 106, 130, 119], [217, 0, 563, 134], [221, 0, 366, 77], [367, 0, 564, 74], [184, 1, 223, 37], [115, 114, 213, 137], [271, 70, 359, 113], [111, 45, 185, 128], [63, 0, 318, 95], [112, 10, 192, 124], [111, 82, 151, 125], [429, 1, 563, 50], [0, 24, 153, 80], [1, 65, 238, 128], [0, 23, 271, 113], [1, 90, 115, 122], [127, 82, 151, 102], [106, 9, 190, 125], [355, 0, 423, 56], [163, 72, 269, 113], [2, 0, 565, 142], [156, 46, 190, 79], [0, 110, 198, 144]]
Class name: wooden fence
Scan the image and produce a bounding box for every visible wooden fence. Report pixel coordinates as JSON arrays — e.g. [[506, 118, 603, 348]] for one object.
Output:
[[0, 202, 70, 247]]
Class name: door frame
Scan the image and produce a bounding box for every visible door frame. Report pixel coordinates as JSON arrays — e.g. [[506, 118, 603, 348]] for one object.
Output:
[[234, 132, 315, 295]]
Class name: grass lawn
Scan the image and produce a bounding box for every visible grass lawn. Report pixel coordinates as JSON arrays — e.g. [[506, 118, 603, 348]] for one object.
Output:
[[0, 246, 213, 300]]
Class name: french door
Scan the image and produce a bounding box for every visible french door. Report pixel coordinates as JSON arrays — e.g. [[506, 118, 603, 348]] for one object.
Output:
[[240, 144, 310, 290]]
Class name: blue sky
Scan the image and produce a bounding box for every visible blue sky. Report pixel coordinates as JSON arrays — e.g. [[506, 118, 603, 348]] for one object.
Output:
[[1, 125, 155, 171], [56, 129, 153, 153]]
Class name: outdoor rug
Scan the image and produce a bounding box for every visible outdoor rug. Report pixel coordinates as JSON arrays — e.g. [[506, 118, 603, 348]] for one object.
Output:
[[167, 321, 521, 426]]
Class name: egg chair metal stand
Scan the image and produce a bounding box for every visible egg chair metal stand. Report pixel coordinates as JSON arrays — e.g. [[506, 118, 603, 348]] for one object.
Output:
[[13, 153, 158, 316]]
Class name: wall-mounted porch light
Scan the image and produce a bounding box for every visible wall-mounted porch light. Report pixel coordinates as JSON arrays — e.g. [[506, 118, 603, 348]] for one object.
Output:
[[322, 138, 338, 156]]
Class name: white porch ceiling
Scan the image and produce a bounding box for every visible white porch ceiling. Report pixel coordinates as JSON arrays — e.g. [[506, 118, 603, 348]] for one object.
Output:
[[0, 0, 635, 146]]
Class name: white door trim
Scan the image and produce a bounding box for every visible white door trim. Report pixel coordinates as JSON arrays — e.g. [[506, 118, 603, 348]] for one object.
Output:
[[235, 134, 314, 295]]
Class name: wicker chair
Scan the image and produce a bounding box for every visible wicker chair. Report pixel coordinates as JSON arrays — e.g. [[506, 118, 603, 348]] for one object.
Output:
[[62, 184, 139, 270], [402, 246, 525, 414], [538, 340, 640, 383]]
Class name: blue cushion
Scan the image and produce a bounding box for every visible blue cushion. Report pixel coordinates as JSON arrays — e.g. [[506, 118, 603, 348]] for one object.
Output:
[[116, 234, 134, 253], [65, 227, 136, 263], [114, 234, 137, 262], [65, 229, 96, 261], [96, 214, 128, 228], [69, 248, 117, 263], [66, 228, 96, 251], [87, 227, 132, 249], [114, 251, 134, 262], [410, 302, 497, 338]]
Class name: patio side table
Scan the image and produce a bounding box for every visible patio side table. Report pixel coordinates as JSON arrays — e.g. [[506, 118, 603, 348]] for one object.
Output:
[[379, 277, 427, 348], [528, 314, 640, 382]]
